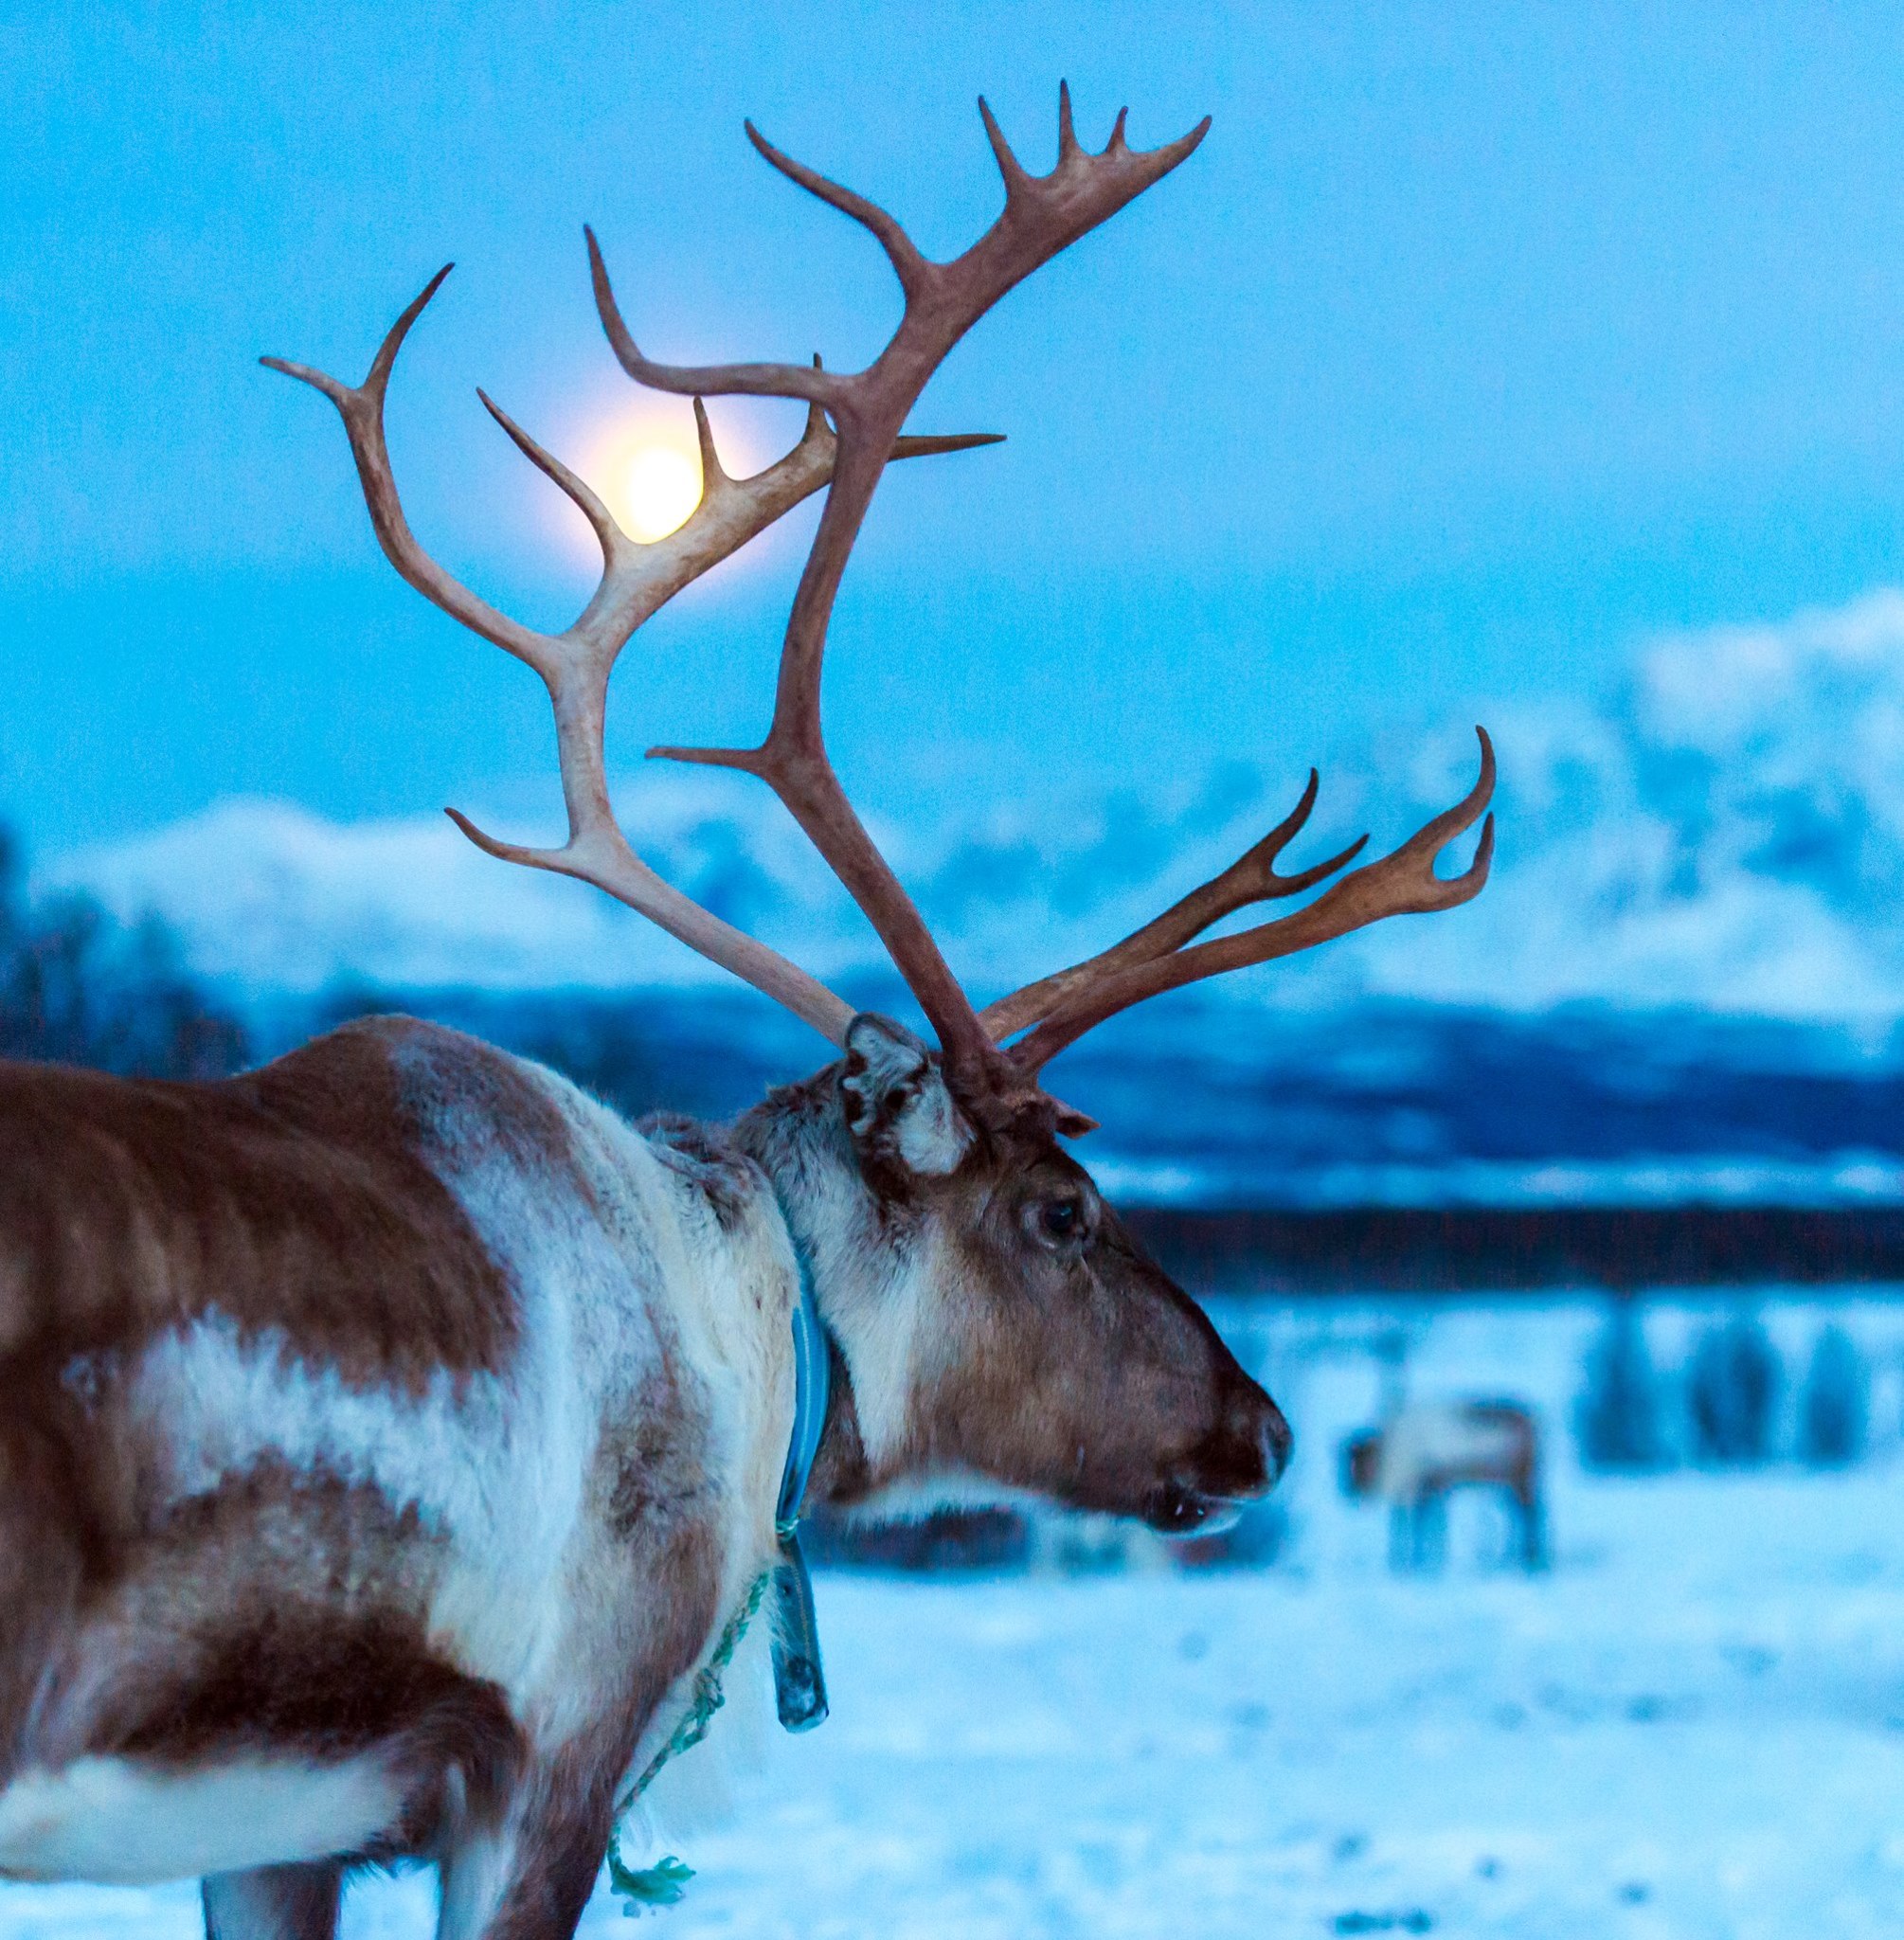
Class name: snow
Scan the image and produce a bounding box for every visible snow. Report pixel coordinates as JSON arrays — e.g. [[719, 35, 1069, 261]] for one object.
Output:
[[8, 1293, 1904, 1937], [45, 586, 1904, 1026], [647, 1495, 1904, 1938], [36, 783, 862, 998]]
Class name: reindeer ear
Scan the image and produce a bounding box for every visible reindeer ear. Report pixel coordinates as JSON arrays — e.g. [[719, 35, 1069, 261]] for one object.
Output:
[[839, 1014, 974, 1181]]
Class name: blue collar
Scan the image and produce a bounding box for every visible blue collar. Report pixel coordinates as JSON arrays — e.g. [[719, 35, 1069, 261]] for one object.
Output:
[[765, 1235, 831, 1733], [776, 1240, 832, 1536]]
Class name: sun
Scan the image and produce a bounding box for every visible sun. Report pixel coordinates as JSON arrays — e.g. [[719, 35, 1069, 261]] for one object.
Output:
[[619, 442, 703, 543]]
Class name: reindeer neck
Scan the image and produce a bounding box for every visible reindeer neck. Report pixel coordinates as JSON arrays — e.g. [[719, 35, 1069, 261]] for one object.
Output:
[[805, 1336, 871, 1505], [735, 1067, 882, 1510]]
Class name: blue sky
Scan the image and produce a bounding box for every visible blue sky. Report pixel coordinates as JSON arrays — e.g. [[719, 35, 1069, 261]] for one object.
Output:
[[8, 2, 1904, 853]]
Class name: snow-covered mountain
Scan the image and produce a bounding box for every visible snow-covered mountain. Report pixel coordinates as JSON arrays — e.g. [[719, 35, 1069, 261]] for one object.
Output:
[[49, 587, 1904, 1028]]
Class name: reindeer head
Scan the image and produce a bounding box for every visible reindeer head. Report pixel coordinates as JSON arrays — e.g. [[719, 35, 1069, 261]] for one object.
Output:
[[270, 86, 1493, 1530], [739, 1012, 1290, 1531]]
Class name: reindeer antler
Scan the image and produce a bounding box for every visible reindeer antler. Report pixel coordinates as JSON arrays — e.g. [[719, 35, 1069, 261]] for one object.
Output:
[[272, 88, 1496, 1137], [264, 265, 997, 1043], [593, 85, 1210, 1121], [978, 768, 1373, 1044], [997, 730, 1496, 1073]]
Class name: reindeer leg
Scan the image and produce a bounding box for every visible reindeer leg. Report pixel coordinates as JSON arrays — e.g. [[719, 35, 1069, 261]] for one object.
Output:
[[202, 1861, 343, 1940], [1518, 1481, 1547, 1572], [1387, 1502, 1410, 1572], [436, 1753, 620, 1940], [1403, 1496, 1430, 1572], [1419, 1490, 1447, 1572]]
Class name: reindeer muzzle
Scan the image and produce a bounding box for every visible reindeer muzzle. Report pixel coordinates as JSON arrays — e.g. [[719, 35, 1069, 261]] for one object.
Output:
[[1144, 1383, 1293, 1535]]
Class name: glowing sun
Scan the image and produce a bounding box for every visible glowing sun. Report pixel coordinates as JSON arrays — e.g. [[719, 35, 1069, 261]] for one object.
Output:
[[619, 442, 702, 542]]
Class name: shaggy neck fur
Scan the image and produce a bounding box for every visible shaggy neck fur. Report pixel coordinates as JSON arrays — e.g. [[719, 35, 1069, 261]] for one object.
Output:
[[733, 1068, 925, 1510]]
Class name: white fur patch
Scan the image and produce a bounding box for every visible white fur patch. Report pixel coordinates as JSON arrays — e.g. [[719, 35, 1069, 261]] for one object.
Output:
[[1374, 1405, 1523, 1501], [829, 1225, 942, 1470], [848, 1464, 1047, 1522], [0, 1754, 400, 1884], [117, 1297, 592, 1713], [620, 1617, 775, 1860], [126, 1314, 516, 1540], [535, 1069, 800, 1579]]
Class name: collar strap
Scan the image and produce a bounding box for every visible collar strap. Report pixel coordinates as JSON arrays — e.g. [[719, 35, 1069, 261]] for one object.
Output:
[[765, 1233, 831, 1733], [776, 1240, 832, 1536]]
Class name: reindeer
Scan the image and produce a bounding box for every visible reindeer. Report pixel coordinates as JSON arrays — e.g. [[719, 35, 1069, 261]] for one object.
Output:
[[0, 91, 1494, 1939], [1343, 1401, 1544, 1572]]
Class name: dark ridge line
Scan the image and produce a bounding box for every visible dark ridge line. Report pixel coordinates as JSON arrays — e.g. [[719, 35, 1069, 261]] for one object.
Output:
[[1123, 1205, 1904, 1294]]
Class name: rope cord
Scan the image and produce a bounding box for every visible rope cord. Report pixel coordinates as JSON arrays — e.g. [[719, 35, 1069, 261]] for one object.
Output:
[[605, 1568, 772, 1913], [604, 1211, 832, 1913]]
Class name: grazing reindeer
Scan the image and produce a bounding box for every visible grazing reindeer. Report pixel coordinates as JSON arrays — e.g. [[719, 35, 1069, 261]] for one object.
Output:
[[1343, 1402, 1544, 1572], [0, 89, 1494, 1939]]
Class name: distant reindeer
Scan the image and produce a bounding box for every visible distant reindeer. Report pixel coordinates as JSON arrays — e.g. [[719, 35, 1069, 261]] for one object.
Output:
[[0, 89, 1493, 1940], [1344, 1402, 1543, 1572]]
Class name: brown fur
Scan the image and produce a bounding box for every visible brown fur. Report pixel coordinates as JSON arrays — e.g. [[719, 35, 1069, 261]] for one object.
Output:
[[0, 1007, 1287, 1940], [916, 1163, 1283, 1528], [0, 1018, 589, 1787], [0, 1016, 565, 1393], [0, 1017, 704, 1909]]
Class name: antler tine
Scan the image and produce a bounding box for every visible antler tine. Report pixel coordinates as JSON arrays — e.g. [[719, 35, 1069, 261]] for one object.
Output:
[[1006, 730, 1498, 1074], [262, 267, 554, 680], [979, 769, 1372, 1044], [614, 92, 1212, 1112], [586, 227, 843, 410], [445, 807, 854, 1039], [477, 386, 621, 572], [266, 260, 999, 1047], [745, 121, 933, 300], [977, 97, 1037, 198], [1056, 80, 1082, 163]]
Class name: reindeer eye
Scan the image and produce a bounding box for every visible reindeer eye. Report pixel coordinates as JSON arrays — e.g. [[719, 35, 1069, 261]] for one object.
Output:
[[1038, 1196, 1084, 1242]]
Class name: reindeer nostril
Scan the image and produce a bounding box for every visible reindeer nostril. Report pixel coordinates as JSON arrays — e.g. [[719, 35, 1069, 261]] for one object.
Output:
[[1217, 1380, 1293, 1491], [1261, 1404, 1294, 1483]]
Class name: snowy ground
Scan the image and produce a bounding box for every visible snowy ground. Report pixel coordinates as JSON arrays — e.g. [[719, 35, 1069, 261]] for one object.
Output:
[[8, 1295, 1904, 1938], [640, 1468, 1904, 1938]]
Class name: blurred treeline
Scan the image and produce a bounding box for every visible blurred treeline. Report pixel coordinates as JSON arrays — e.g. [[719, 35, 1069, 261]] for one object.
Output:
[[1579, 1303, 1872, 1472], [0, 827, 247, 1079]]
